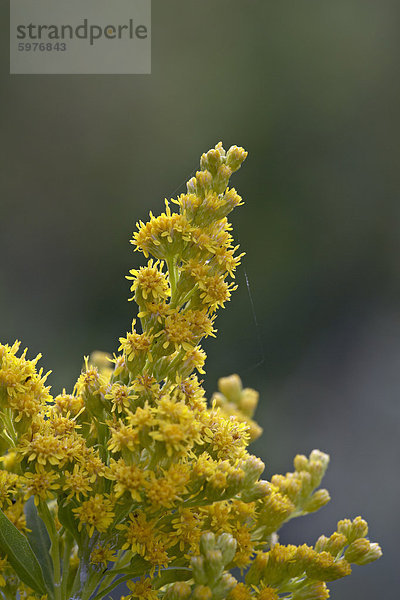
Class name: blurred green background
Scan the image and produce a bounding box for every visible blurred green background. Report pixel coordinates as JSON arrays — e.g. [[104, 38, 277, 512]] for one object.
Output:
[[1, 0, 398, 597]]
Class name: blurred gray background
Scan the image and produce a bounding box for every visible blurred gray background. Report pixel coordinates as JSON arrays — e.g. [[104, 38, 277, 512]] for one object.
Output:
[[1, 0, 398, 597]]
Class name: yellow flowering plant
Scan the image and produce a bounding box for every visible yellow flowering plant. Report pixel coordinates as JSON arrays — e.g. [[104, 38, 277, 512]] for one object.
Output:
[[0, 143, 381, 600]]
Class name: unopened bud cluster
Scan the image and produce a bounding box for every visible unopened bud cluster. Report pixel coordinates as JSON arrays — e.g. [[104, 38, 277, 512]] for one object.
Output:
[[0, 144, 380, 600], [212, 375, 262, 442]]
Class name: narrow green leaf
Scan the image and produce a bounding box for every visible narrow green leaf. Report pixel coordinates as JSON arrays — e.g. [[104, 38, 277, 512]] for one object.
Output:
[[111, 554, 149, 575], [24, 497, 55, 595], [57, 496, 82, 547], [0, 505, 47, 595], [153, 568, 192, 589], [92, 557, 150, 600]]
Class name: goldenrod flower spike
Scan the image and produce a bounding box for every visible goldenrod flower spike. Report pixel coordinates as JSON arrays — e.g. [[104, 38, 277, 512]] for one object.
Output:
[[0, 143, 380, 600]]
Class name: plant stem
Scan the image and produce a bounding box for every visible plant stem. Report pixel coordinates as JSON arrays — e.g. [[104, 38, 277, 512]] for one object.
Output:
[[80, 570, 102, 600], [69, 562, 83, 599], [166, 257, 178, 300], [90, 573, 133, 600], [38, 500, 61, 600], [91, 557, 149, 600], [61, 532, 74, 599], [92, 550, 129, 597]]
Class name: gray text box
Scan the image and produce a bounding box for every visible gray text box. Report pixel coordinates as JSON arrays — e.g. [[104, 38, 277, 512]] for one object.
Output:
[[10, 0, 151, 74]]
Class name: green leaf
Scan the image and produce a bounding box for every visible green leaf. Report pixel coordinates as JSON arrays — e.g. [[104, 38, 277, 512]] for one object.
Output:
[[153, 568, 193, 589], [24, 497, 55, 595], [0, 505, 47, 595], [111, 554, 149, 575], [92, 556, 151, 600]]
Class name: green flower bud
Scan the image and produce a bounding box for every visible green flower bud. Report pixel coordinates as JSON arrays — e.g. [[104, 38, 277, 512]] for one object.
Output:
[[350, 516, 369, 541], [194, 170, 213, 198], [292, 582, 329, 600], [345, 539, 382, 565], [294, 454, 309, 472], [324, 533, 347, 556], [164, 582, 192, 600], [344, 538, 370, 563], [305, 555, 351, 582], [191, 556, 207, 585], [200, 532, 216, 554], [338, 516, 368, 543], [212, 573, 237, 600], [314, 535, 329, 553], [302, 489, 331, 513], [225, 146, 248, 172], [241, 480, 269, 503], [241, 455, 265, 485], [213, 164, 232, 194], [354, 542, 382, 565], [336, 518, 353, 540], [193, 585, 212, 600], [217, 533, 237, 565], [225, 467, 245, 495], [309, 451, 330, 482], [200, 146, 224, 175], [239, 388, 258, 417], [308, 464, 324, 489], [187, 176, 197, 195], [309, 450, 329, 466], [204, 549, 224, 584]]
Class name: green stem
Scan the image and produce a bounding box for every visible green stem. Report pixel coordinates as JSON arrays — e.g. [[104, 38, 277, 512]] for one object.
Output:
[[170, 283, 198, 310], [90, 573, 135, 600], [91, 558, 150, 600], [70, 562, 83, 598], [95, 418, 109, 466], [38, 500, 61, 600], [61, 532, 74, 599], [80, 570, 102, 600], [93, 549, 130, 596], [1, 586, 16, 600]]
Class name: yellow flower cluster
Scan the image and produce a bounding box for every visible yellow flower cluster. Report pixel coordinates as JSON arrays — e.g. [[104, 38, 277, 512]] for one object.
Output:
[[0, 144, 380, 600]]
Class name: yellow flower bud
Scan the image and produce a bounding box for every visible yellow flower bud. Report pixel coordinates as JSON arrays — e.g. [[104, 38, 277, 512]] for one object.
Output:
[[314, 535, 329, 553], [239, 388, 259, 417], [218, 374, 242, 404], [200, 145, 224, 175], [324, 532, 347, 556], [338, 516, 368, 543], [294, 454, 309, 472]]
